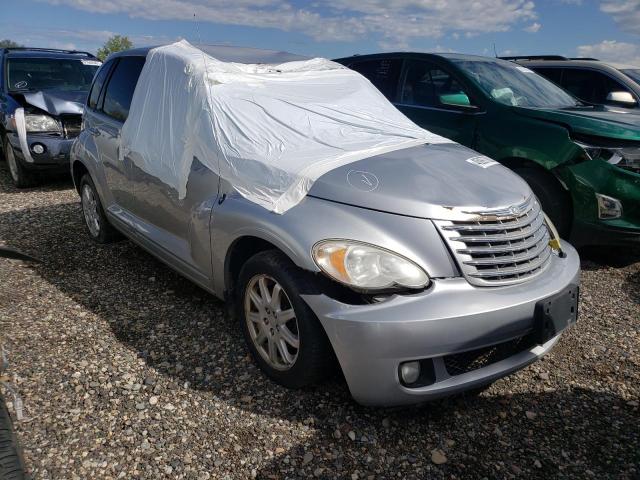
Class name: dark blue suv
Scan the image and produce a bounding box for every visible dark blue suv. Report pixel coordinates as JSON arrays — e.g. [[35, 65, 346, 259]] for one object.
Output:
[[0, 47, 101, 187]]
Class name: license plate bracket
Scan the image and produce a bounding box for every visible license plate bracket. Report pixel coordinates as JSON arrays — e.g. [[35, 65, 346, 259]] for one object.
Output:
[[534, 286, 579, 345]]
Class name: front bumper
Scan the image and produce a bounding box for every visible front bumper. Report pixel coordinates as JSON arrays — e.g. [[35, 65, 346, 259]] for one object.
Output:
[[571, 219, 640, 247], [565, 160, 640, 247], [303, 243, 580, 406], [7, 132, 74, 171]]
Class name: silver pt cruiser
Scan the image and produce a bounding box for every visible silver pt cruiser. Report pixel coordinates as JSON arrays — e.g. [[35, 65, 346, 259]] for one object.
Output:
[[71, 46, 580, 406]]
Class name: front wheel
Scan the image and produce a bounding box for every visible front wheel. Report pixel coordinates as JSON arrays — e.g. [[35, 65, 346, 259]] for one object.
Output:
[[3, 138, 37, 189], [79, 174, 121, 244], [236, 250, 336, 388], [514, 167, 572, 238]]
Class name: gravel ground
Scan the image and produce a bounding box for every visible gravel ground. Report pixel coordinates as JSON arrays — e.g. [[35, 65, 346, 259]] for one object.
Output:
[[0, 166, 638, 480]]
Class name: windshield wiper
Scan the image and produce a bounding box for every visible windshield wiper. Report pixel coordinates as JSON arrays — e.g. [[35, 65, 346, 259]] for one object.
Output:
[[8, 88, 38, 93]]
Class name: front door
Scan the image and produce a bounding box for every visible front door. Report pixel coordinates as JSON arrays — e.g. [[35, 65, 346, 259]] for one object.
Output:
[[92, 56, 146, 211], [395, 59, 479, 147]]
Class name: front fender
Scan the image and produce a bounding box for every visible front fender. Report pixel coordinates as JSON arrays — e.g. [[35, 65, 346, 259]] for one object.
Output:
[[210, 192, 460, 296], [70, 129, 114, 208], [479, 109, 578, 170]]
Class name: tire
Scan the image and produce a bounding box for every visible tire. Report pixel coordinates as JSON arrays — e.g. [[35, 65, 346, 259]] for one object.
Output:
[[0, 393, 28, 480], [236, 250, 336, 388], [79, 174, 121, 244], [514, 167, 572, 238], [2, 138, 37, 189]]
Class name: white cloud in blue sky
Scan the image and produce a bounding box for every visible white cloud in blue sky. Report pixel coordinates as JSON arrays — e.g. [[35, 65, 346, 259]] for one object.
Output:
[[39, 0, 538, 45], [1, 0, 639, 64], [600, 0, 640, 35], [578, 40, 640, 65]]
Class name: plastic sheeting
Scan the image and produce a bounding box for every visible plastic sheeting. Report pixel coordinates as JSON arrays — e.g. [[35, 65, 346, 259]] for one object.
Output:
[[122, 40, 453, 213]]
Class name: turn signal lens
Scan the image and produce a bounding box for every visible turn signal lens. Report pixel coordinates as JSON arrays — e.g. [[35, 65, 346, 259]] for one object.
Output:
[[312, 240, 430, 291], [595, 193, 623, 220]]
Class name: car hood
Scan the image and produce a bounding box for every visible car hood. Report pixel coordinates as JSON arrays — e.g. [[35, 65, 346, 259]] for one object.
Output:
[[308, 143, 531, 220], [513, 105, 640, 141], [21, 89, 87, 116]]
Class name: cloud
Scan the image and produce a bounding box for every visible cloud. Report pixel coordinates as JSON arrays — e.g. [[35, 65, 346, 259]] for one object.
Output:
[[524, 22, 541, 32], [600, 1, 640, 35], [0, 24, 178, 53], [577, 40, 640, 65], [37, 0, 538, 46]]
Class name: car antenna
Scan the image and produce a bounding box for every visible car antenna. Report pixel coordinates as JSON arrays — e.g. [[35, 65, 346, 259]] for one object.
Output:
[[193, 13, 212, 84], [493, 43, 498, 58]]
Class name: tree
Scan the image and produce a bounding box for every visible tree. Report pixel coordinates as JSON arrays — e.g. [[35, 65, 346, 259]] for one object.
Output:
[[96, 35, 133, 61], [0, 39, 24, 48]]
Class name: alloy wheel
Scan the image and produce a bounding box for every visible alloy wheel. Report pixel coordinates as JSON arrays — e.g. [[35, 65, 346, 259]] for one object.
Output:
[[244, 274, 300, 371], [81, 184, 101, 238]]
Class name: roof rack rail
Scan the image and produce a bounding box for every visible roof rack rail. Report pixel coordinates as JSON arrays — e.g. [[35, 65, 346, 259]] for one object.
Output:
[[499, 55, 568, 61], [569, 57, 599, 61], [1, 47, 97, 58]]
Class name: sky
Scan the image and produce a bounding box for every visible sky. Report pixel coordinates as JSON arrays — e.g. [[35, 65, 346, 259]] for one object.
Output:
[[1, 0, 639, 64]]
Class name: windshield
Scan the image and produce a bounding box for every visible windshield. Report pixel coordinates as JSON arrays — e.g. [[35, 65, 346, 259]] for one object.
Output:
[[450, 58, 579, 108], [6, 57, 101, 92], [623, 69, 640, 85]]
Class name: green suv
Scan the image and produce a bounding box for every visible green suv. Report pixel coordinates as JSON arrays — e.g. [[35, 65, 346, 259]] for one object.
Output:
[[335, 53, 640, 246]]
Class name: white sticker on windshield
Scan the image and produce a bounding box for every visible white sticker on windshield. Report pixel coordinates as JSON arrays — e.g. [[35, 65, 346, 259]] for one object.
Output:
[[81, 60, 102, 66], [466, 156, 499, 169], [516, 66, 535, 74]]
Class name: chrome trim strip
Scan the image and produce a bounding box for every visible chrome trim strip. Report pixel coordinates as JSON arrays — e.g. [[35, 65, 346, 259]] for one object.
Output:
[[462, 238, 550, 266], [468, 248, 552, 278]]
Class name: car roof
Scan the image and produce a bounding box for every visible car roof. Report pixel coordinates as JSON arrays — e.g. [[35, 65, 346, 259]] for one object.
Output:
[[112, 44, 309, 64], [509, 58, 640, 71], [3, 48, 97, 60], [334, 52, 512, 64], [609, 63, 640, 70]]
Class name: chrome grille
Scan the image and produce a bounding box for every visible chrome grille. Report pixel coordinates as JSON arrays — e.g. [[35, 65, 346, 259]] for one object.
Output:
[[435, 197, 552, 286]]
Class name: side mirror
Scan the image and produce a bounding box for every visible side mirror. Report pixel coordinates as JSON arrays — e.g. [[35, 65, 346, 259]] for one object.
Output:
[[439, 93, 476, 109], [606, 91, 637, 107]]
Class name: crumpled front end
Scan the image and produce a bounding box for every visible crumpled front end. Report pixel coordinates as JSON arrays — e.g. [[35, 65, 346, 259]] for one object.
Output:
[[5, 90, 86, 170], [558, 140, 640, 246]]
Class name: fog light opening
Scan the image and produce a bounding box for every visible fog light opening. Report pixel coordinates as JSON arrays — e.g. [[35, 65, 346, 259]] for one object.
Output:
[[31, 143, 45, 155], [595, 193, 622, 220], [399, 361, 421, 385]]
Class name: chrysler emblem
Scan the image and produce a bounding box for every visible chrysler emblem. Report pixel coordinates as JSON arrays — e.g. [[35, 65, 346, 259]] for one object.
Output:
[[347, 170, 379, 192]]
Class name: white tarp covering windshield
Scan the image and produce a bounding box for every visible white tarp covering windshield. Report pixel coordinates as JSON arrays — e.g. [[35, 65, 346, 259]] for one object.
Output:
[[121, 40, 453, 213]]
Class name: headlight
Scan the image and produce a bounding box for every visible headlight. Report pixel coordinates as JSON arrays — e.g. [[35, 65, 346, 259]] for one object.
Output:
[[312, 240, 430, 291], [576, 141, 640, 174], [543, 214, 563, 254], [24, 114, 61, 133]]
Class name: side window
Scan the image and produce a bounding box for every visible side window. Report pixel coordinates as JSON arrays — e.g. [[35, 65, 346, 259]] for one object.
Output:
[[400, 60, 469, 108], [561, 68, 631, 105], [101, 56, 146, 122], [349, 59, 402, 101], [533, 67, 563, 86], [87, 59, 115, 110]]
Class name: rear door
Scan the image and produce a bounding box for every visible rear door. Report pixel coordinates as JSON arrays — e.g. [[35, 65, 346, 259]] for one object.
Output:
[[348, 58, 403, 102], [395, 59, 478, 146], [90, 56, 145, 211]]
